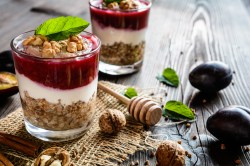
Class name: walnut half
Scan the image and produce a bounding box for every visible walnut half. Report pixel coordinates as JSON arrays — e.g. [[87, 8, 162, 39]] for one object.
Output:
[[34, 147, 70, 166]]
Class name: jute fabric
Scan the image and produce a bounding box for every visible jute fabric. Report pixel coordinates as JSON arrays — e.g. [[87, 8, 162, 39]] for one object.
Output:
[[0, 81, 153, 166]]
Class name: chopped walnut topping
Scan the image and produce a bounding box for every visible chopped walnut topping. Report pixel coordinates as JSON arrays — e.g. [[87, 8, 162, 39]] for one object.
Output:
[[107, 2, 119, 9], [69, 36, 82, 43], [23, 35, 48, 46], [23, 34, 88, 58], [67, 42, 77, 53], [32, 37, 43, 46], [68, 35, 86, 52], [51, 41, 61, 53], [77, 43, 83, 51], [42, 41, 56, 58], [120, 0, 138, 10], [22, 36, 36, 46]]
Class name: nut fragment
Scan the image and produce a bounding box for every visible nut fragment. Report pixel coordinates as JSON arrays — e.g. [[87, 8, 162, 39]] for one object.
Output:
[[22, 36, 36, 46], [42, 41, 56, 58], [108, 2, 119, 9], [99, 109, 126, 134], [144, 160, 149, 165], [51, 41, 62, 53], [32, 37, 44, 46], [67, 42, 77, 53], [68, 36, 86, 51], [187, 153, 192, 158], [23, 35, 48, 46], [149, 151, 155, 158], [120, 0, 138, 10], [34, 147, 70, 166], [156, 140, 185, 166], [69, 36, 81, 43]]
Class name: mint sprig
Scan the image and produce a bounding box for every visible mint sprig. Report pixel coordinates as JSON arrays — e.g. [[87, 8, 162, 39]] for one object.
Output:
[[156, 68, 179, 87], [35, 16, 89, 41], [124, 87, 138, 99], [104, 0, 121, 4], [163, 100, 195, 121]]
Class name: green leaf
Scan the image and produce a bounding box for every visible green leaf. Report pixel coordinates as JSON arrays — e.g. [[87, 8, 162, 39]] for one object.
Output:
[[124, 87, 138, 99], [156, 75, 177, 87], [163, 68, 179, 87], [104, 0, 121, 4], [35, 16, 89, 41], [163, 100, 195, 120]]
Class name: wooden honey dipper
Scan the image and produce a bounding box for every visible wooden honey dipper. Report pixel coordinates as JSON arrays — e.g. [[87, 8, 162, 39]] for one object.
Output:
[[98, 82, 162, 126]]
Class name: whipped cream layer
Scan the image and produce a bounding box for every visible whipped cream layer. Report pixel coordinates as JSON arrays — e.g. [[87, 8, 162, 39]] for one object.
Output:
[[17, 71, 97, 105], [92, 20, 146, 45]]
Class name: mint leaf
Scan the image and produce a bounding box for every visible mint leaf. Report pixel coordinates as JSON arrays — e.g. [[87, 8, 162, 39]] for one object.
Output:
[[156, 75, 176, 87], [156, 68, 179, 87], [124, 87, 138, 99], [104, 0, 121, 4], [35, 16, 89, 41], [163, 100, 195, 120]]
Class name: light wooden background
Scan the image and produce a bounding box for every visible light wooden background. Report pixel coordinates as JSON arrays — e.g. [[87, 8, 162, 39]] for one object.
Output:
[[1, 0, 250, 165]]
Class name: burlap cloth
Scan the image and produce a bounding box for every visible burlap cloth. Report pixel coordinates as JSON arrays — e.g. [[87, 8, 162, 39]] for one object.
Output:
[[0, 81, 156, 166]]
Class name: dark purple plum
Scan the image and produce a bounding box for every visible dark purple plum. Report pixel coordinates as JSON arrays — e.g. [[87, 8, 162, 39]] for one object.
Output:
[[206, 105, 250, 145], [0, 50, 15, 73], [189, 61, 232, 93]]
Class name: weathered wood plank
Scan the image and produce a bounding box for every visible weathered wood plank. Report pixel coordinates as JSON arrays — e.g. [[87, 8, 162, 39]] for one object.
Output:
[[1, 0, 250, 165]]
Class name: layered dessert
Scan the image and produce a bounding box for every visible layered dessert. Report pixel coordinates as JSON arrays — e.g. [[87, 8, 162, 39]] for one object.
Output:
[[11, 16, 100, 141], [90, 0, 151, 66]]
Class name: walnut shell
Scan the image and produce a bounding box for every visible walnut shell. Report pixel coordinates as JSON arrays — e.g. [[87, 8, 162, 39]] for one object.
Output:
[[34, 147, 70, 166], [156, 140, 185, 166], [99, 109, 126, 134]]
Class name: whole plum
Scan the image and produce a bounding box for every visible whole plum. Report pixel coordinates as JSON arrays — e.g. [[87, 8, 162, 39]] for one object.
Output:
[[0, 50, 15, 73], [206, 105, 250, 145], [189, 61, 232, 93]]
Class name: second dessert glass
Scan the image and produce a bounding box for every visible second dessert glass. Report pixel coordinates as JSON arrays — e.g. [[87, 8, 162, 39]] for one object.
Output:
[[89, 0, 151, 75], [11, 31, 101, 142]]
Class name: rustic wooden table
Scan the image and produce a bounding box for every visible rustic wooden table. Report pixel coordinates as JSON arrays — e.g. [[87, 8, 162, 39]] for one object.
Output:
[[1, 0, 250, 165]]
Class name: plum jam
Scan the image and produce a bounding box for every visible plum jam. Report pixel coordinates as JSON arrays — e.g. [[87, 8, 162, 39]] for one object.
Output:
[[11, 31, 101, 142], [89, 0, 151, 75]]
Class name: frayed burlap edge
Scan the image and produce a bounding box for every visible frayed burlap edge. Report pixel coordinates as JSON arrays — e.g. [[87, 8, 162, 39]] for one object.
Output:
[[0, 81, 156, 166]]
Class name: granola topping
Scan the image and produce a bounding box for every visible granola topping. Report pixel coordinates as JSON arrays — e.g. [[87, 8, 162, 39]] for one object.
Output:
[[22, 34, 92, 58]]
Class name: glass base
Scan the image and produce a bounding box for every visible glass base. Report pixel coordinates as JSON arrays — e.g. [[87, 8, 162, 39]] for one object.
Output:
[[24, 120, 91, 142], [99, 60, 143, 75]]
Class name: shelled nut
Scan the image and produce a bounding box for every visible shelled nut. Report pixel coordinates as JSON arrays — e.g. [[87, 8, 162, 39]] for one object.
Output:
[[34, 147, 70, 166]]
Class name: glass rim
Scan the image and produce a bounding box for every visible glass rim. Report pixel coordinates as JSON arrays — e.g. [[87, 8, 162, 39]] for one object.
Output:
[[10, 30, 101, 61], [89, 0, 152, 13]]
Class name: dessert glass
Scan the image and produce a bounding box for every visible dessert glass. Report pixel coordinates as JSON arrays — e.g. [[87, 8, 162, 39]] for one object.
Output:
[[11, 31, 101, 142], [89, 0, 151, 75]]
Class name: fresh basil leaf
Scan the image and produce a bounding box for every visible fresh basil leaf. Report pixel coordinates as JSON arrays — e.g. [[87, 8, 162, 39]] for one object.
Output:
[[124, 87, 138, 99], [35, 16, 89, 41], [163, 100, 195, 120], [104, 0, 121, 4]]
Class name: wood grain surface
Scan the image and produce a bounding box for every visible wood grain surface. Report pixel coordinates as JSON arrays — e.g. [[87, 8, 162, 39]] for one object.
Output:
[[1, 0, 250, 165]]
